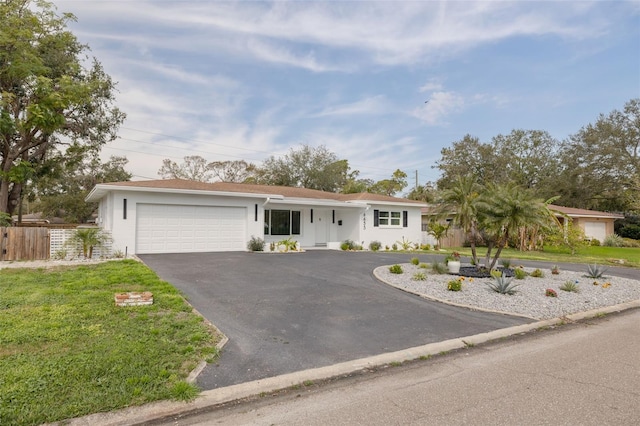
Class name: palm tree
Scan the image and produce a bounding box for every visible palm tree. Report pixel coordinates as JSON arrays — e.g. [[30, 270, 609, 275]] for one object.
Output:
[[481, 184, 558, 270], [436, 175, 484, 266]]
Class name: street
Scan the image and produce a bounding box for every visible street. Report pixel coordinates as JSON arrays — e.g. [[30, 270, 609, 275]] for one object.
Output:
[[156, 308, 640, 425]]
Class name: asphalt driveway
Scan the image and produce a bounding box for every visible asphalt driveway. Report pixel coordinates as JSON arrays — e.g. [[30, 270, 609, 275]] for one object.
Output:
[[139, 251, 532, 390]]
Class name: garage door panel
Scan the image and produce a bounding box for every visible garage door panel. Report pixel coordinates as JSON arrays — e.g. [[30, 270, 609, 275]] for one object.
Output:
[[136, 204, 246, 254], [584, 222, 606, 242]]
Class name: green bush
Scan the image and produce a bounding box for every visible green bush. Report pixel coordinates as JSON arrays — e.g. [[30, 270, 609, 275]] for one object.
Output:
[[514, 268, 528, 280], [530, 268, 544, 278], [431, 261, 448, 274], [447, 279, 462, 291], [490, 269, 502, 278], [412, 272, 427, 281], [389, 264, 403, 274], [341, 240, 355, 250], [247, 236, 265, 251], [418, 263, 429, 269], [559, 280, 580, 293], [618, 224, 640, 240], [589, 238, 601, 246], [420, 244, 431, 251], [369, 240, 382, 251], [500, 258, 512, 268], [391, 243, 398, 251], [410, 257, 420, 265], [603, 234, 624, 247]]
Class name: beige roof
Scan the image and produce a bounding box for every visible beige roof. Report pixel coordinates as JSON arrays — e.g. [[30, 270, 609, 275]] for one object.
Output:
[[89, 179, 425, 205], [548, 204, 624, 219]]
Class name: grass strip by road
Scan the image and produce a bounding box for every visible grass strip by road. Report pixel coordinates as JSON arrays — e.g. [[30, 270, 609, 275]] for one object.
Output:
[[0, 260, 221, 426], [444, 245, 640, 268]]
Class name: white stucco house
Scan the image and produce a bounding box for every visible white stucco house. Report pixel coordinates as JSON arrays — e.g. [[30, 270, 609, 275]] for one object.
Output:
[[85, 179, 427, 254]]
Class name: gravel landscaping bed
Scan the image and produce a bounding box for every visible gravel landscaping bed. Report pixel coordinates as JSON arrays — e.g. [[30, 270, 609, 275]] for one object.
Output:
[[375, 263, 640, 320]]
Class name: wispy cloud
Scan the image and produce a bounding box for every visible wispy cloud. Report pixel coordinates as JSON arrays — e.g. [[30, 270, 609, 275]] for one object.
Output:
[[313, 96, 389, 117], [412, 91, 465, 125]]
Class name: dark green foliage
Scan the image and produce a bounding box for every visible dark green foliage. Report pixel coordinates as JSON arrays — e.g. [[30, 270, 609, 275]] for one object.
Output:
[[410, 257, 420, 265], [389, 264, 403, 274], [369, 240, 382, 251], [447, 279, 462, 291]]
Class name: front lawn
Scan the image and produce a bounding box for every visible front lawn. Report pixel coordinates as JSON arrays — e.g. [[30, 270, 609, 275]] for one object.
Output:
[[0, 260, 221, 426], [446, 245, 640, 268]]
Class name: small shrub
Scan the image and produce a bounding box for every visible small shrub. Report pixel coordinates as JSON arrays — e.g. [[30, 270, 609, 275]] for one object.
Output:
[[586, 264, 608, 278], [590, 238, 601, 246], [431, 261, 448, 274], [500, 258, 512, 268], [389, 264, 403, 274], [341, 240, 355, 251], [486, 276, 519, 295], [391, 243, 398, 251], [112, 249, 125, 259], [559, 281, 580, 293], [247, 236, 265, 251], [412, 271, 427, 281], [277, 238, 298, 251], [396, 237, 413, 250], [418, 262, 428, 269], [545, 288, 558, 298], [369, 240, 382, 251], [514, 267, 528, 280], [385, 245, 390, 250], [603, 234, 624, 247], [447, 279, 462, 291], [52, 249, 68, 260], [490, 269, 502, 278], [420, 244, 431, 251], [530, 268, 544, 278], [410, 257, 420, 265], [551, 265, 560, 275]]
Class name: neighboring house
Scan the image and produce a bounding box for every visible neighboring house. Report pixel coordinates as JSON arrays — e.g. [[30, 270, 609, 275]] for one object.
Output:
[[85, 179, 426, 254], [420, 204, 624, 247], [549, 205, 624, 242]]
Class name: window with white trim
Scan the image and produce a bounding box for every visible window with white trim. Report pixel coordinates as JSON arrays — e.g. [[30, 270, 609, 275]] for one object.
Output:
[[379, 211, 401, 227]]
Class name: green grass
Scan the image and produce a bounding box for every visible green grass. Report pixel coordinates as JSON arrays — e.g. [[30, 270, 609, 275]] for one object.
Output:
[[449, 245, 640, 268], [0, 260, 221, 426]]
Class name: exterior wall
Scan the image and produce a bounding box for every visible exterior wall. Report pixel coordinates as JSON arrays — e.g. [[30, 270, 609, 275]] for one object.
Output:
[[571, 217, 616, 241], [100, 190, 265, 253], [359, 205, 423, 250]]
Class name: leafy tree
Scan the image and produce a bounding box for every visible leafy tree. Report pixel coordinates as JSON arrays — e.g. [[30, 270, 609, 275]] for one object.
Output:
[[0, 0, 125, 216], [341, 170, 374, 194], [208, 160, 256, 183], [435, 131, 561, 200], [558, 98, 640, 212], [480, 184, 559, 269], [368, 169, 408, 196], [255, 145, 350, 192], [426, 220, 449, 250], [406, 182, 438, 203], [436, 175, 484, 266], [544, 219, 588, 255], [33, 154, 131, 223], [158, 156, 213, 182]]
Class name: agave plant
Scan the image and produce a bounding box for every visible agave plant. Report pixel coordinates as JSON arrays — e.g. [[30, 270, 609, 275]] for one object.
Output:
[[586, 264, 608, 278], [486, 276, 520, 295]]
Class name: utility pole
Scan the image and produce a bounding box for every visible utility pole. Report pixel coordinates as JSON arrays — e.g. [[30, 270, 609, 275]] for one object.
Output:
[[415, 170, 418, 190]]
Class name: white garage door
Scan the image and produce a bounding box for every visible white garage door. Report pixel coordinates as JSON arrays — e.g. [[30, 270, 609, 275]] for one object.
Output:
[[136, 204, 246, 254], [584, 222, 607, 242]]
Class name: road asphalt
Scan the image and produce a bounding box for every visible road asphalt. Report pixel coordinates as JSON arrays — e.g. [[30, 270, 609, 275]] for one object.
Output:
[[145, 307, 640, 425], [58, 253, 639, 425]]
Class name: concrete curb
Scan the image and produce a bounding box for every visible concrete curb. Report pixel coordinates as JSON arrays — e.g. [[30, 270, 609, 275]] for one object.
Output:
[[59, 299, 640, 426]]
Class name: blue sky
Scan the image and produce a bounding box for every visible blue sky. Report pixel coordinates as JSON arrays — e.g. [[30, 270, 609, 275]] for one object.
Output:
[[55, 0, 640, 189]]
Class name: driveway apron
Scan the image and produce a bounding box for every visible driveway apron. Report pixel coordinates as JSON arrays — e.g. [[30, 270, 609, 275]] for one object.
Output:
[[139, 251, 532, 390]]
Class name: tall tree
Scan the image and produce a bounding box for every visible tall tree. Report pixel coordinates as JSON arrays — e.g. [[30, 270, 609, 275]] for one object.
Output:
[[368, 169, 408, 196], [158, 155, 212, 181], [436, 175, 484, 266], [33, 154, 131, 223], [558, 98, 640, 212], [255, 145, 350, 192], [0, 0, 125, 215], [406, 182, 438, 203], [208, 160, 256, 183]]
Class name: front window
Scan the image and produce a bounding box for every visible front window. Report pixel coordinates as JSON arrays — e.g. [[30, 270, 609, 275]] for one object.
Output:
[[265, 209, 301, 235], [379, 211, 401, 227]]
